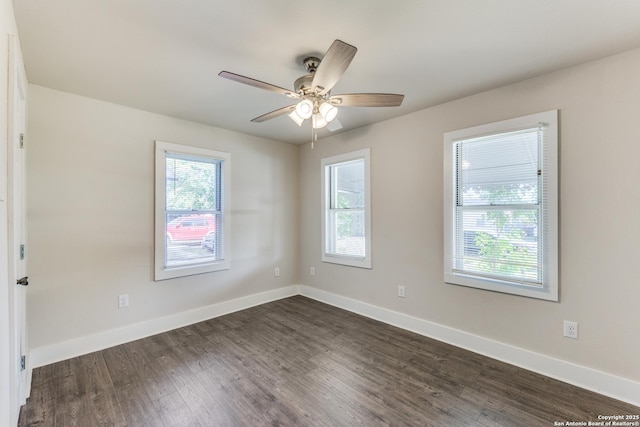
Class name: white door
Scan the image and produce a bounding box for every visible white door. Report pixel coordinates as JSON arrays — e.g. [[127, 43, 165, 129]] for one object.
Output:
[[7, 33, 29, 418]]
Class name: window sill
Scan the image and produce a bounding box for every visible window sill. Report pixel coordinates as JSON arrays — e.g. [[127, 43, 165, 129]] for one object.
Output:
[[445, 272, 557, 301], [322, 253, 371, 269]]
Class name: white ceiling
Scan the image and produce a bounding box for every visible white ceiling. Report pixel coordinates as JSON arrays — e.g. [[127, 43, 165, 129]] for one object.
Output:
[[13, 0, 640, 144]]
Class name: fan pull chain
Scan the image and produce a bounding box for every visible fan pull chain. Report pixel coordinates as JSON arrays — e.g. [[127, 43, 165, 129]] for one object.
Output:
[[311, 125, 317, 149]]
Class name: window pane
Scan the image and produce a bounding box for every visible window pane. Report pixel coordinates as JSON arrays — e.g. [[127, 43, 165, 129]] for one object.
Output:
[[454, 129, 542, 284], [164, 151, 223, 269], [444, 111, 557, 300], [453, 128, 542, 285], [322, 148, 371, 269], [165, 213, 221, 268], [331, 160, 365, 209], [458, 129, 539, 206], [330, 210, 366, 258], [155, 141, 230, 280], [166, 154, 219, 211], [455, 207, 540, 284]]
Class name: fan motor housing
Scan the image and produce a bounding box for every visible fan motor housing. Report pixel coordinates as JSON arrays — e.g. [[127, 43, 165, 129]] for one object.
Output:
[[294, 56, 323, 95], [294, 75, 314, 95]]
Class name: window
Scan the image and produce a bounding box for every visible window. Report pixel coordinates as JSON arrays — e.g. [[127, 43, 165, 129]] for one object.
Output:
[[444, 110, 558, 301], [321, 149, 371, 269], [155, 141, 230, 280]]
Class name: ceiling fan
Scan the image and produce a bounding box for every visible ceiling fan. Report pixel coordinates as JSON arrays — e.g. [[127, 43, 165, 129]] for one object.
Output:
[[219, 39, 404, 144]]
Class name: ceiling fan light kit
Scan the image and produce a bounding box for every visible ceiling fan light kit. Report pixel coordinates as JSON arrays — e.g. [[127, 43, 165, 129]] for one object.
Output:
[[219, 39, 404, 146], [289, 98, 337, 129]]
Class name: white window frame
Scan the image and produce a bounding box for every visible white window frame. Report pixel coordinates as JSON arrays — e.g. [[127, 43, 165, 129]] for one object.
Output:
[[321, 148, 372, 269], [155, 141, 230, 280], [443, 110, 558, 301]]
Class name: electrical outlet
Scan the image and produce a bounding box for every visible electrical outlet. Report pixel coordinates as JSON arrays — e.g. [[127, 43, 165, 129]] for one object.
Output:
[[118, 294, 129, 309], [274, 267, 280, 277], [563, 320, 578, 339], [310, 267, 315, 276], [398, 285, 406, 298]]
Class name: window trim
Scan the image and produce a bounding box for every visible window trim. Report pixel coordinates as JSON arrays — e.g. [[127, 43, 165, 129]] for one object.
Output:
[[321, 148, 372, 269], [154, 141, 230, 281], [443, 111, 558, 301]]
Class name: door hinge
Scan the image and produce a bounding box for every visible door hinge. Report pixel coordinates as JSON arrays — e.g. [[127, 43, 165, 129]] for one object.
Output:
[[19, 133, 24, 149], [20, 355, 25, 371], [20, 244, 25, 260]]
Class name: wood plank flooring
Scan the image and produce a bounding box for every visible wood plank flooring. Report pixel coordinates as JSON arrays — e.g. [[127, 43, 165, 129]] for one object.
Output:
[[19, 296, 639, 426]]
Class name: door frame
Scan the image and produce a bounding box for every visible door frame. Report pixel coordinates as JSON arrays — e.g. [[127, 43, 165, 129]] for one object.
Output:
[[4, 32, 28, 425]]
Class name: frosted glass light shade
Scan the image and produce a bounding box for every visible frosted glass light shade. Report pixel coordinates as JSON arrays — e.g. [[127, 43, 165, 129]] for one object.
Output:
[[319, 102, 338, 122], [288, 110, 304, 126], [312, 113, 328, 129], [296, 99, 313, 119]]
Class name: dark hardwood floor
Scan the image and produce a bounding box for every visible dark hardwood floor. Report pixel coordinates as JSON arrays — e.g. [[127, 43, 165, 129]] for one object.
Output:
[[19, 296, 639, 426]]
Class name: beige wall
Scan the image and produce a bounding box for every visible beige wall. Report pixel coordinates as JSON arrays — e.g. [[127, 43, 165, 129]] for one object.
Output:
[[26, 85, 299, 349], [299, 48, 640, 382]]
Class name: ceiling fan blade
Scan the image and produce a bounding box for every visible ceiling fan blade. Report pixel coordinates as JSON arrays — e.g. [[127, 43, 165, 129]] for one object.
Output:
[[329, 93, 404, 107], [219, 71, 299, 98], [312, 40, 357, 95], [251, 105, 296, 123], [326, 118, 342, 132]]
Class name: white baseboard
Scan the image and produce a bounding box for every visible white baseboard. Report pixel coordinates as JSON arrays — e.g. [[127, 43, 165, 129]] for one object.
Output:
[[297, 285, 640, 408], [29, 285, 298, 372], [27, 284, 640, 408]]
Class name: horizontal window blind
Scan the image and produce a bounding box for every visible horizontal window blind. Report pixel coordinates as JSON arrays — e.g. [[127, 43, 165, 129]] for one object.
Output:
[[453, 126, 543, 286]]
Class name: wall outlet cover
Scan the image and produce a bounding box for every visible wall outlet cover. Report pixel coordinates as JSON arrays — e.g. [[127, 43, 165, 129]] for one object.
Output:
[[563, 320, 578, 339], [118, 294, 129, 309], [398, 285, 406, 298]]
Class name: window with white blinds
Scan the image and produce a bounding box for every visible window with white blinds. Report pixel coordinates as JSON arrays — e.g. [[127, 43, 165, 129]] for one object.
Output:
[[322, 148, 372, 269], [444, 111, 558, 301], [155, 141, 230, 280]]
